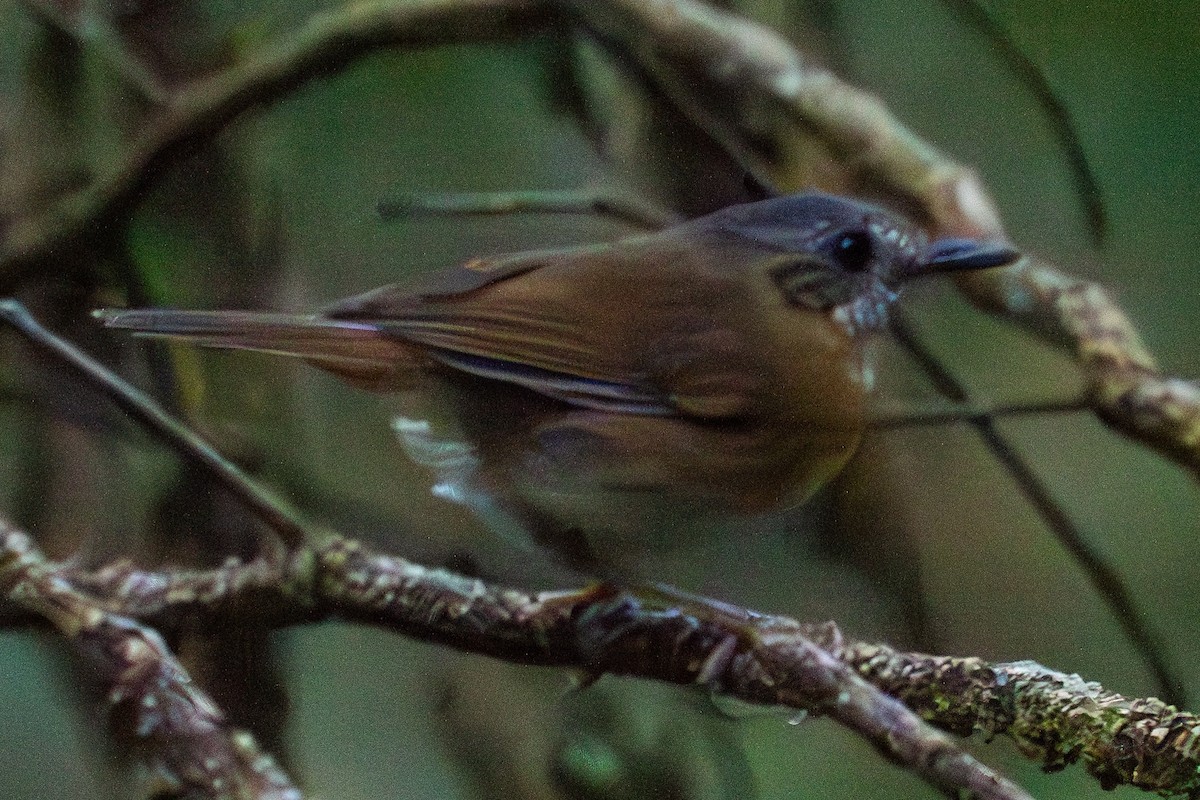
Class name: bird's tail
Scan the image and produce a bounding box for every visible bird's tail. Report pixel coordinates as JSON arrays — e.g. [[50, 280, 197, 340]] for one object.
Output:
[[96, 308, 422, 390]]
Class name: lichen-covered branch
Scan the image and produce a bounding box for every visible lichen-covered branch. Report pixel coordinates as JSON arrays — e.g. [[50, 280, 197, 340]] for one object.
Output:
[[0, 528, 1030, 800], [9, 529, 1200, 798], [844, 641, 1200, 795], [558, 0, 1200, 477], [0, 523, 301, 800]]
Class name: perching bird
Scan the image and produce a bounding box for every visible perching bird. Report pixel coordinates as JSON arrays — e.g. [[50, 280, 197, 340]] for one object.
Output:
[[98, 192, 1018, 580]]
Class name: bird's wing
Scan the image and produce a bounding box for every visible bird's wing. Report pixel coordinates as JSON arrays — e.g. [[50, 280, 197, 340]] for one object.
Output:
[[327, 243, 762, 419]]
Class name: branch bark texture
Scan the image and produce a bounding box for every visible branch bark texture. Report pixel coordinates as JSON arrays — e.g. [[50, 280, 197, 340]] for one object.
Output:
[[5, 524, 1199, 798]]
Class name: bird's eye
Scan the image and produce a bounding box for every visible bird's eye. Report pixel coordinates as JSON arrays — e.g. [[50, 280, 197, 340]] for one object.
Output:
[[830, 230, 873, 272]]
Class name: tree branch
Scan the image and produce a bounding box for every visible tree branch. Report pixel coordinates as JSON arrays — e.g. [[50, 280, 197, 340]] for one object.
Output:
[[7, 527, 1200, 798], [0, 523, 301, 800], [557, 0, 1200, 478], [0, 0, 551, 290]]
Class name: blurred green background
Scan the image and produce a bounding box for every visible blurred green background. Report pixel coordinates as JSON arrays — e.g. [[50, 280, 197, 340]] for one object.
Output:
[[0, 0, 1195, 798]]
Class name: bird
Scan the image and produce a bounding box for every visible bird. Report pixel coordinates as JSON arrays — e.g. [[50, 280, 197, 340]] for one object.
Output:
[[97, 192, 1018, 583]]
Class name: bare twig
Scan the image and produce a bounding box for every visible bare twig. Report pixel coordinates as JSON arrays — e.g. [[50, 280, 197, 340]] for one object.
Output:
[[378, 189, 681, 230], [0, 300, 315, 548], [868, 396, 1089, 429], [939, 0, 1107, 241]]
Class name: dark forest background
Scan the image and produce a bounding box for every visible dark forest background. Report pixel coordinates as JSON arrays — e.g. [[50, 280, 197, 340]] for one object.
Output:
[[0, 1, 1195, 798]]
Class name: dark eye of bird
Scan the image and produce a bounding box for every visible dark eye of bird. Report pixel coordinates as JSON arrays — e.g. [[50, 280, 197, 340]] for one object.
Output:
[[831, 230, 873, 272]]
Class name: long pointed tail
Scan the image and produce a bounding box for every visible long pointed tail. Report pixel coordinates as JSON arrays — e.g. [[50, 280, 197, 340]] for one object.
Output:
[[96, 307, 422, 389]]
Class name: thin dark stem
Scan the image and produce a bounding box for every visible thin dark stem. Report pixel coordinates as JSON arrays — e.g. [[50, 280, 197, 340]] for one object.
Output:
[[377, 189, 680, 230], [109, 235, 184, 415], [888, 311, 1183, 706], [941, 0, 1106, 241], [0, 300, 315, 549], [869, 396, 1088, 429]]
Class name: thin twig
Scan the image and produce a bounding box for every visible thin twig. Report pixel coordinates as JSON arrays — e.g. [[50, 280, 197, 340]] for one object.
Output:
[[868, 395, 1089, 429], [889, 312, 1184, 707], [378, 189, 681, 230], [940, 0, 1107, 241], [0, 300, 315, 548]]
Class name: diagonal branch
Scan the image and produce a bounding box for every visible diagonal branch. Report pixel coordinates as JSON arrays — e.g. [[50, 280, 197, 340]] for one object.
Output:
[[0, 299, 316, 549], [557, 0, 1200, 478], [0, 0, 552, 290]]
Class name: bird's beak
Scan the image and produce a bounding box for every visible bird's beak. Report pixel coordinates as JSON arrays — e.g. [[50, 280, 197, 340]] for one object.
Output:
[[920, 237, 1022, 274]]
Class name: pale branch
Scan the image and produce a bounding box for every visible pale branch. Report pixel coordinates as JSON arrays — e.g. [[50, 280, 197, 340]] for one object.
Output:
[[17, 0, 172, 102], [0, 300, 315, 549], [6, 529, 1200, 798], [0, 523, 301, 800], [553, 0, 1003, 231], [557, 0, 1200, 477], [377, 189, 682, 230]]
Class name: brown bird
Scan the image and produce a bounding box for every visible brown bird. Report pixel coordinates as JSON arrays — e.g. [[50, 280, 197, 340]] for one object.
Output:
[[98, 192, 1017, 581]]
